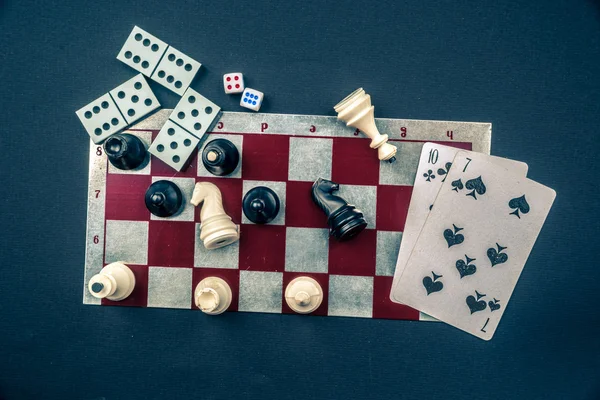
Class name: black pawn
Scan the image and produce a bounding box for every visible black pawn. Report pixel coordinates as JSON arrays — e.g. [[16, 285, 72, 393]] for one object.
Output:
[[243, 186, 280, 224], [311, 178, 368, 241], [202, 138, 239, 176], [145, 180, 183, 218], [104, 133, 147, 170]]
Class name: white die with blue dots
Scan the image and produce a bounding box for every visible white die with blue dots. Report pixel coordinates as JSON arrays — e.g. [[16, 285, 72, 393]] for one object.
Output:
[[240, 88, 264, 112]]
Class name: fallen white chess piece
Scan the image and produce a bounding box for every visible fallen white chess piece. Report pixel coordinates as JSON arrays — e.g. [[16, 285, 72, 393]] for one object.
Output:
[[334, 88, 398, 162]]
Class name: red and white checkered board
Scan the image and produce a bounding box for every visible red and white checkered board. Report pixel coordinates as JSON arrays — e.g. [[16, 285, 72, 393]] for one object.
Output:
[[84, 110, 491, 320]]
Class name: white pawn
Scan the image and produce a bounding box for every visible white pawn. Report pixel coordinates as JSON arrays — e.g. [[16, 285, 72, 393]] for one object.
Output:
[[88, 262, 135, 301], [194, 277, 232, 315], [191, 182, 240, 250], [334, 88, 397, 162], [284, 277, 323, 314]]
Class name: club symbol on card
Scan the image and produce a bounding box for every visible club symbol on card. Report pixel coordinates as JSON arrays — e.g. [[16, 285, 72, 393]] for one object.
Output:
[[465, 176, 486, 199], [443, 224, 464, 248], [466, 290, 487, 314], [423, 169, 436, 182], [455, 255, 477, 278], [487, 243, 508, 267], [488, 298, 501, 312], [508, 195, 530, 219], [437, 162, 452, 182], [451, 178, 464, 192], [422, 271, 444, 295]]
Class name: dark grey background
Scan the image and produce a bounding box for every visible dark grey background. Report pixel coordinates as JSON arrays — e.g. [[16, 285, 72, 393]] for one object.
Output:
[[1, 0, 599, 399]]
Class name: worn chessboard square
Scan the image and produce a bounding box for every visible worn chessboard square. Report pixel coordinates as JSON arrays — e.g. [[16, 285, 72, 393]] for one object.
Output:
[[288, 137, 332, 182], [335, 184, 377, 229], [284, 227, 329, 273], [241, 134, 289, 182], [379, 141, 423, 186], [197, 134, 243, 178], [150, 177, 196, 222], [238, 271, 283, 313], [147, 266, 193, 309], [105, 220, 149, 265], [194, 223, 240, 269], [328, 229, 376, 276], [238, 225, 286, 272], [105, 174, 151, 221], [376, 185, 412, 231], [328, 275, 373, 318], [331, 137, 380, 186], [241, 180, 286, 225], [372, 276, 419, 320], [376, 231, 402, 277], [285, 181, 328, 229], [108, 131, 153, 175], [148, 221, 195, 267]]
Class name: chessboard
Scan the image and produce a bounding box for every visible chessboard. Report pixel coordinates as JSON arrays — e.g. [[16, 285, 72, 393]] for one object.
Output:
[[84, 110, 491, 320]]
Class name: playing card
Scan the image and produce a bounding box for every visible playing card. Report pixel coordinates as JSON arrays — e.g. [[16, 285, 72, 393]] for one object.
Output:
[[392, 151, 556, 340], [390, 143, 529, 302]]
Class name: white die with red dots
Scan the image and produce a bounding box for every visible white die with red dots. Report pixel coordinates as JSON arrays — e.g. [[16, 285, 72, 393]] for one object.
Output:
[[240, 88, 263, 112], [223, 72, 245, 94]]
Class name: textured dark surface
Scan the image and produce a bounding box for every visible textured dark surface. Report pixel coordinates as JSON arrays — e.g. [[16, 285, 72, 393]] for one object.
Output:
[[0, 0, 599, 399]]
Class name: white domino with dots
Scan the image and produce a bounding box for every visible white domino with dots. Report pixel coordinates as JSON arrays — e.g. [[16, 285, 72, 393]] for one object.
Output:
[[169, 88, 221, 139], [109, 74, 160, 125], [148, 120, 200, 171], [117, 26, 168, 77], [240, 88, 264, 112], [151, 46, 201, 96], [75, 93, 128, 144], [223, 72, 245, 94]]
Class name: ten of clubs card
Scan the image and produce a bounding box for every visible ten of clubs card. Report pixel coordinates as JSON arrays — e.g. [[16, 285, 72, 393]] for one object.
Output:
[[391, 151, 556, 340]]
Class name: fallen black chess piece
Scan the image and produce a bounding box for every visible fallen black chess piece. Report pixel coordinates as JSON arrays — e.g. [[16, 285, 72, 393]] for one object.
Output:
[[311, 178, 367, 241]]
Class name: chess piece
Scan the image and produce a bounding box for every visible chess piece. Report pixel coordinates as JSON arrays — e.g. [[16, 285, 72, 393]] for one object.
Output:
[[88, 262, 135, 301], [191, 182, 240, 249], [145, 180, 183, 217], [334, 88, 397, 163], [311, 178, 367, 241], [104, 133, 147, 170], [242, 186, 280, 224], [285, 276, 323, 314], [202, 138, 240, 176], [194, 277, 232, 315]]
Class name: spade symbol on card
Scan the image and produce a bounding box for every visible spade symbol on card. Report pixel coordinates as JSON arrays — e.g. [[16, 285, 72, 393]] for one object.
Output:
[[422, 271, 444, 295], [509, 195, 530, 219], [443, 224, 464, 248], [465, 176, 486, 199], [451, 179, 464, 192], [466, 290, 487, 314], [437, 162, 452, 182], [455, 255, 477, 278], [488, 298, 501, 312], [423, 169, 436, 182], [487, 243, 508, 267]]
